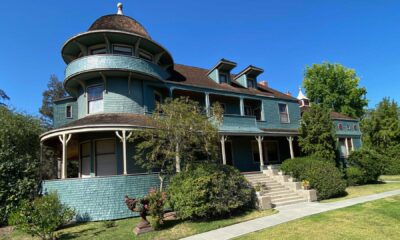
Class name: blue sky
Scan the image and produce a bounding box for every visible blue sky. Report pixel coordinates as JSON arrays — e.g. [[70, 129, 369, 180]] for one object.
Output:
[[0, 0, 399, 115]]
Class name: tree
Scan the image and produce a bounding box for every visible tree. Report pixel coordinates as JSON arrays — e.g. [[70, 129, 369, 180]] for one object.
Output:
[[361, 98, 400, 151], [303, 62, 367, 118], [39, 75, 67, 127], [0, 107, 43, 225], [298, 105, 337, 162], [130, 97, 222, 190], [0, 89, 10, 106]]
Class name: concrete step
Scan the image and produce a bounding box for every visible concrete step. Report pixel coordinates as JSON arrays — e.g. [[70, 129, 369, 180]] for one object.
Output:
[[270, 195, 304, 203], [264, 188, 292, 194], [272, 198, 307, 207], [268, 192, 300, 200], [247, 179, 277, 184]]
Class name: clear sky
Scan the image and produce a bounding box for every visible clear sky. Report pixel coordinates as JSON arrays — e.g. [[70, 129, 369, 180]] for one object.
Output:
[[0, 0, 399, 116]]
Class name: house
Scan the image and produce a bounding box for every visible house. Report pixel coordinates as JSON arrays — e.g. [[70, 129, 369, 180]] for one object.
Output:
[[40, 4, 361, 221]]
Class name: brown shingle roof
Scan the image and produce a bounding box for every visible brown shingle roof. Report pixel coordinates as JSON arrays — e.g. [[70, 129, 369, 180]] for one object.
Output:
[[330, 111, 357, 120], [167, 64, 297, 101], [89, 15, 151, 39], [62, 113, 153, 128]]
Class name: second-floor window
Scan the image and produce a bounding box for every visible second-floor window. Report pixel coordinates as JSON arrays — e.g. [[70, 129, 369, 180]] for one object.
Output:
[[113, 45, 133, 56], [66, 105, 72, 118], [247, 79, 256, 88], [279, 103, 289, 123], [88, 85, 104, 114], [219, 74, 228, 83]]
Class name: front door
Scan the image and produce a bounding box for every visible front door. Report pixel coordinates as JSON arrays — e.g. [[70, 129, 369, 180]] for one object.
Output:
[[95, 139, 117, 176]]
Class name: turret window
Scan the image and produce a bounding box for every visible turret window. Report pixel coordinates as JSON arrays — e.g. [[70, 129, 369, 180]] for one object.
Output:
[[113, 45, 133, 56], [91, 47, 107, 55], [87, 85, 104, 114], [65, 105, 72, 119], [139, 50, 153, 61]]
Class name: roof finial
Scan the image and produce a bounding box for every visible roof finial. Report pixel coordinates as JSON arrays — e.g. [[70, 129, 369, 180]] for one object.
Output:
[[117, 2, 123, 15]]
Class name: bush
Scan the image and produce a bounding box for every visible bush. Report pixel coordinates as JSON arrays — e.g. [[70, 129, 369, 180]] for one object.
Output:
[[347, 149, 383, 183], [147, 188, 167, 230], [167, 163, 254, 220], [281, 157, 346, 200], [9, 193, 75, 240], [382, 145, 400, 175], [346, 166, 365, 186]]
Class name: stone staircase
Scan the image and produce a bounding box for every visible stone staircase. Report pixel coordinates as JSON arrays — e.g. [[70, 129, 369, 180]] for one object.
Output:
[[244, 172, 309, 207]]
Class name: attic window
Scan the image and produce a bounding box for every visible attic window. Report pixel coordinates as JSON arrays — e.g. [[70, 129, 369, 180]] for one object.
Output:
[[139, 50, 153, 61], [219, 74, 228, 84], [66, 105, 72, 119], [113, 45, 133, 56], [247, 79, 256, 88]]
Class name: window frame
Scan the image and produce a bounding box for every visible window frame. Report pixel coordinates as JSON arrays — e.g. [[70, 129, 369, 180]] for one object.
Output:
[[89, 44, 107, 55], [87, 84, 104, 114], [247, 78, 256, 88], [219, 73, 228, 84], [65, 105, 73, 119], [112, 44, 133, 56], [278, 103, 290, 124], [139, 49, 153, 62]]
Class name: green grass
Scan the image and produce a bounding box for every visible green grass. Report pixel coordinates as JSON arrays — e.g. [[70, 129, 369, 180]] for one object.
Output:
[[321, 181, 400, 203], [5, 209, 276, 240], [380, 175, 400, 181], [237, 196, 400, 240]]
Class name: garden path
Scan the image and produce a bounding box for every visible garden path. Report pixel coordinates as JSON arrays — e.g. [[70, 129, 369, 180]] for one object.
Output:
[[182, 189, 400, 240]]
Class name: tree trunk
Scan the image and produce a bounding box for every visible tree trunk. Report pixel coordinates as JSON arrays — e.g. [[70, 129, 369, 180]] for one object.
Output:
[[159, 174, 164, 192], [175, 143, 181, 173]]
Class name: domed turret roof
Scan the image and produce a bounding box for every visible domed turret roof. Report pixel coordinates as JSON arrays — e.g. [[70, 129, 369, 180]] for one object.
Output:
[[88, 14, 151, 39]]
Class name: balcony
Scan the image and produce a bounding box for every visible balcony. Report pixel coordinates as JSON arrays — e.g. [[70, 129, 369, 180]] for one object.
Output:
[[65, 54, 170, 81], [219, 114, 263, 134]]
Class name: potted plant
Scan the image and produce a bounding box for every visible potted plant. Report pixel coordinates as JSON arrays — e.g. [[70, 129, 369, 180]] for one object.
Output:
[[254, 182, 262, 196], [302, 180, 310, 190]]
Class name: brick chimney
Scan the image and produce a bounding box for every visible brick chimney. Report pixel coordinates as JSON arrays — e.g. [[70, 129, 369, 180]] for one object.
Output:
[[259, 81, 268, 87]]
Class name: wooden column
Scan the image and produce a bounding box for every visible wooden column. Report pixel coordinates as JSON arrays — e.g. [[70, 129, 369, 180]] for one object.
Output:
[[59, 133, 72, 179], [205, 92, 210, 117], [287, 136, 295, 159], [220, 136, 227, 165], [345, 137, 349, 158], [116, 130, 133, 175], [256, 136, 264, 170], [240, 97, 245, 116]]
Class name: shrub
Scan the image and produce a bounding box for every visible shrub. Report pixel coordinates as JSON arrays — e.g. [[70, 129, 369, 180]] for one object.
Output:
[[382, 145, 400, 175], [345, 166, 365, 186], [167, 163, 254, 220], [281, 157, 346, 200], [147, 188, 167, 230], [9, 193, 75, 240], [347, 149, 383, 183]]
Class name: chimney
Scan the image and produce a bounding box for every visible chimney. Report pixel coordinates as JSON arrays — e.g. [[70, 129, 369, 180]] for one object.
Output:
[[286, 91, 291, 96], [259, 81, 268, 87]]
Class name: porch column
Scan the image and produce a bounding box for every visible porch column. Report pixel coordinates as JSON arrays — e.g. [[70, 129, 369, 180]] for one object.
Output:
[[240, 97, 245, 116], [220, 135, 228, 165], [58, 133, 72, 179], [256, 136, 264, 170], [260, 100, 265, 121], [205, 92, 210, 117], [287, 136, 295, 159], [116, 130, 133, 175], [345, 137, 349, 157]]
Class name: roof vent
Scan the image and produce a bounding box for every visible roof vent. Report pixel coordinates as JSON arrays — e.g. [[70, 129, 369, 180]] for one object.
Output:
[[117, 2, 123, 15]]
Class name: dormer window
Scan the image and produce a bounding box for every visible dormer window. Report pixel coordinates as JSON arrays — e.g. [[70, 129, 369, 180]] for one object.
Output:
[[278, 103, 289, 123], [219, 74, 228, 84], [113, 45, 133, 56], [247, 78, 256, 88], [139, 50, 153, 62], [66, 105, 72, 119]]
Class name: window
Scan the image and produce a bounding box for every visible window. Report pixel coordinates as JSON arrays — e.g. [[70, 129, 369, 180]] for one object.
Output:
[[338, 123, 343, 130], [347, 124, 351, 130], [139, 50, 153, 61], [278, 103, 289, 123], [95, 139, 116, 176], [80, 142, 91, 178], [87, 85, 104, 114], [244, 105, 254, 116], [247, 79, 256, 88], [219, 74, 228, 84], [264, 141, 279, 163], [302, 99, 310, 106], [91, 47, 107, 55], [112, 45, 133, 56], [66, 105, 72, 118]]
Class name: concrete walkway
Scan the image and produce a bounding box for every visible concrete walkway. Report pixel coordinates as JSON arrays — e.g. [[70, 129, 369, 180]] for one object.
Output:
[[182, 189, 400, 240]]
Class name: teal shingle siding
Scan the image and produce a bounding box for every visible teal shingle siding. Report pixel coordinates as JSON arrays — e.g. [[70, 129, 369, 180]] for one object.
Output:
[[258, 100, 300, 130], [53, 98, 77, 128], [42, 174, 161, 221], [333, 119, 362, 137]]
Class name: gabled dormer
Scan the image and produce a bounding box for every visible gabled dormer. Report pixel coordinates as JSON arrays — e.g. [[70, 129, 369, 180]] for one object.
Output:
[[207, 59, 237, 84], [233, 65, 264, 88]]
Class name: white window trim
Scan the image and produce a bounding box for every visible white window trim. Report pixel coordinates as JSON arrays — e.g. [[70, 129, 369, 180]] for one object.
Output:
[[87, 84, 104, 115], [65, 105, 73, 119], [112, 44, 134, 56], [278, 103, 290, 124]]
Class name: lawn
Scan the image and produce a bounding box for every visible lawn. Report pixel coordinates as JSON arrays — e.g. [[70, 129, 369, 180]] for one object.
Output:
[[380, 175, 400, 181], [321, 181, 400, 203], [237, 195, 400, 240], [5, 209, 276, 240]]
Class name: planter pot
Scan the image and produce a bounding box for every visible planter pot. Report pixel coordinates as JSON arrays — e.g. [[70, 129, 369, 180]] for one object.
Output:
[[256, 191, 261, 197], [302, 186, 310, 190]]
